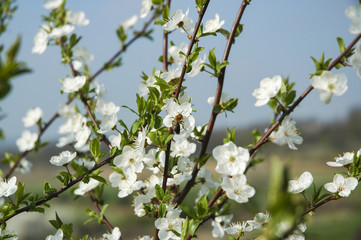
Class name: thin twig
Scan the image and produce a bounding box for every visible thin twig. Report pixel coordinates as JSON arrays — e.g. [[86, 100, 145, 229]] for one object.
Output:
[[174, 0, 250, 205]]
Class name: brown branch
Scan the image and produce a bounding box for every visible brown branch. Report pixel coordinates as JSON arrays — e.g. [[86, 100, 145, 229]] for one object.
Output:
[[2, 156, 113, 223], [174, 0, 250, 205], [4, 14, 157, 180], [304, 194, 338, 215]]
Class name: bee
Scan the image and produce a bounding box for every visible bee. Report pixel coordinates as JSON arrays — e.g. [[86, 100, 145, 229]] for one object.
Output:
[[172, 114, 184, 134]]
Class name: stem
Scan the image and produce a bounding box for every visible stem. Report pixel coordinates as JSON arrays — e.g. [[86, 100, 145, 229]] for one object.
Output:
[[174, 0, 250, 205], [304, 194, 338, 215], [2, 156, 114, 223]]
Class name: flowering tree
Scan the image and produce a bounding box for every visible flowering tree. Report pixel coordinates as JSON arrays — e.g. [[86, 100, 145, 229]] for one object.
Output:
[[1, 0, 361, 239]]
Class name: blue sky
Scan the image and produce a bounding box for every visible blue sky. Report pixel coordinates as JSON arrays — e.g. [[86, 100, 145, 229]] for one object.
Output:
[[1, 0, 360, 148]]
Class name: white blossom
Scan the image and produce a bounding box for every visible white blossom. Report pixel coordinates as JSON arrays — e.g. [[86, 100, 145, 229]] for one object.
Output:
[[22, 107, 43, 127], [97, 113, 117, 134], [140, 0, 152, 18], [58, 113, 86, 134], [163, 9, 193, 33], [56, 133, 74, 148], [154, 209, 184, 240], [67, 11, 90, 26], [288, 171, 313, 194], [32, 26, 49, 54], [350, 41, 361, 78], [113, 146, 144, 173], [74, 158, 95, 169], [74, 126, 91, 149], [269, 118, 303, 150], [109, 133, 122, 150], [0, 177, 18, 197], [207, 92, 231, 106], [45, 229, 63, 240], [62, 76, 86, 93], [324, 174, 358, 197], [311, 71, 348, 104], [43, 0, 63, 9], [222, 174, 255, 203], [211, 214, 233, 238], [16, 130, 37, 152], [212, 141, 249, 176], [246, 212, 270, 230], [58, 104, 76, 118], [139, 70, 161, 96], [48, 25, 75, 38], [50, 151, 76, 166], [204, 13, 225, 33], [109, 170, 144, 198], [168, 42, 188, 64], [345, 5, 361, 34], [225, 221, 253, 235], [102, 227, 121, 240], [188, 54, 206, 77], [170, 135, 196, 158], [327, 151, 358, 167], [252, 75, 282, 107], [163, 99, 195, 135], [74, 178, 100, 195], [121, 15, 138, 30], [72, 46, 94, 70], [96, 100, 120, 116], [13, 159, 33, 175]]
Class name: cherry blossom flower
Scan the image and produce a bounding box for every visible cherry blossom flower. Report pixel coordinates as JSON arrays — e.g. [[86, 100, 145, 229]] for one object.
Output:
[[74, 178, 100, 195], [269, 117, 303, 150], [188, 54, 206, 77], [109, 133, 122, 150], [288, 171, 313, 194], [66, 11, 89, 26], [32, 25, 49, 54], [163, 99, 195, 135], [211, 214, 233, 238], [22, 107, 43, 127], [311, 71, 348, 104], [139, 236, 152, 240], [350, 42, 361, 78], [139, 70, 161, 96], [13, 159, 33, 175], [48, 25, 75, 38], [72, 46, 94, 70], [109, 170, 144, 198], [97, 113, 117, 134], [154, 208, 184, 240], [56, 133, 74, 148], [0, 177, 18, 197], [43, 0, 63, 9], [160, 65, 182, 82], [324, 174, 358, 197], [252, 75, 282, 107], [212, 141, 249, 176], [113, 145, 144, 173], [58, 113, 86, 134], [275, 222, 306, 240], [163, 9, 193, 33], [102, 227, 121, 240], [45, 229, 63, 240], [207, 92, 231, 106], [170, 135, 196, 157], [225, 221, 253, 235], [74, 126, 91, 149], [50, 151, 76, 166], [143, 148, 165, 174], [16, 130, 37, 152], [140, 0, 152, 19], [121, 15, 138, 30], [134, 193, 152, 217], [222, 174, 255, 203], [203, 13, 225, 33], [246, 212, 270, 230], [62, 76, 86, 93], [58, 104, 76, 118], [327, 151, 358, 167], [345, 5, 361, 34], [96, 100, 120, 116], [168, 42, 188, 64]]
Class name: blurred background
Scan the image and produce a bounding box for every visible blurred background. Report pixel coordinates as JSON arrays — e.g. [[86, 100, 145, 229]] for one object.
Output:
[[1, 0, 361, 239]]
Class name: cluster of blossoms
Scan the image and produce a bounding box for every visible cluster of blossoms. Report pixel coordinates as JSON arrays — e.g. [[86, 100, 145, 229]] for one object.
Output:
[[4, 1, 361, 240]]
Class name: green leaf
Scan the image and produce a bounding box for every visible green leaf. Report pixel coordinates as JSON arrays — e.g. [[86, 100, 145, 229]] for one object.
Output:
[[90, 138, 100, 159], [337, 37, 346, 53], [208, 48, 217, 68], [152, 0, 162, 5], [155, 184, 164, 202], [196, 195, 208, 218], [158, 203, 167, 218], [179, 205, 197, 219], [213, 104, 223, 114]]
